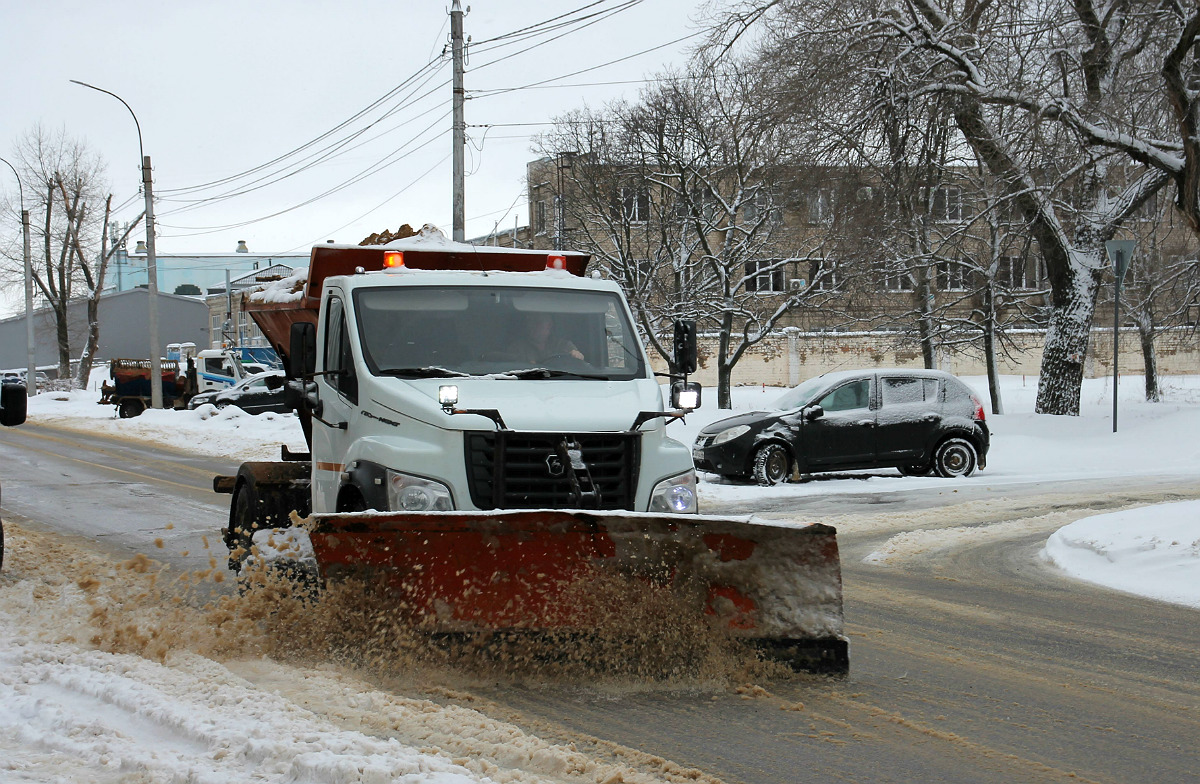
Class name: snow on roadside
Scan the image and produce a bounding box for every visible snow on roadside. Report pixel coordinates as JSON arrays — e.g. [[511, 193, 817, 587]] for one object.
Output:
[[1042, 500, 1200, 609], [0, 523, 714, 784]]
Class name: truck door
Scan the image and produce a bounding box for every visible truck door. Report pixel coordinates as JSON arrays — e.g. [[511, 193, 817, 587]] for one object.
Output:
[[311, 294, 359, 513]]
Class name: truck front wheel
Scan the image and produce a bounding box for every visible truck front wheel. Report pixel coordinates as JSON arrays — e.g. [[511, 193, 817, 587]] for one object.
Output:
[[227, 484, 260, 572], [117, 398, 145, 419]]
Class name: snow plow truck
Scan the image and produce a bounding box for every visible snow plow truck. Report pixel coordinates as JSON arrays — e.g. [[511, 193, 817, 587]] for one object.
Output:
[[212, 226, 848, 673]]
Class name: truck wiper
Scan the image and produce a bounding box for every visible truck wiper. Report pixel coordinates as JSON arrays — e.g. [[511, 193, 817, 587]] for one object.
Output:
[[377, 366, 472, 379], [503, 368, 611, 381]]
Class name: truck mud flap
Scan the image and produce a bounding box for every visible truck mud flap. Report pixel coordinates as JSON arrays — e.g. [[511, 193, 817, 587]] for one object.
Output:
[[303, 510, 847, 673]]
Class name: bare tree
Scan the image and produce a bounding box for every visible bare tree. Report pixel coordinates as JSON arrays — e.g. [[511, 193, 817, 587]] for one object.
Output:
[[2, 127, 110, 379], [535, 61, 834, 407], [60, 190, 143, 388], [725, 0, 1196, 415]]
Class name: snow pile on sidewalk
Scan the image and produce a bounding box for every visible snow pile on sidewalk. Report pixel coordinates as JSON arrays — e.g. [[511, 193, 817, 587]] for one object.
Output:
[[28, 386, 305, 461], [1042, 500, 1200, 608]]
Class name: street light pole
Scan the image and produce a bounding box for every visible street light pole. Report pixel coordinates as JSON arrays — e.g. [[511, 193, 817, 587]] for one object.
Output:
[[1105, 240, 1136, 434], [0, 156, 36, 398], [71, 80, 162, 409]]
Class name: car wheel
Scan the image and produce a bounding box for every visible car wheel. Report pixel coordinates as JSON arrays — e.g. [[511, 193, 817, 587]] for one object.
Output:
[[752, 443, 791, 486], [898, 462, 933, 477], [933, 437, 978, 478]]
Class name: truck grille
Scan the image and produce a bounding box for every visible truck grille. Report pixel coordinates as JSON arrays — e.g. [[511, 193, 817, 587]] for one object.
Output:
[[464, 431, 640, 510]]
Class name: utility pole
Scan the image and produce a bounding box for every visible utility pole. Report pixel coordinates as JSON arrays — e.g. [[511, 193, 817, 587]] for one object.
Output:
[[0, 155, 37, 397], [143, 155, 163, 410], [451, 0, 466, 242], [22, 207, 32, 395], [71, 79, 162, 409]]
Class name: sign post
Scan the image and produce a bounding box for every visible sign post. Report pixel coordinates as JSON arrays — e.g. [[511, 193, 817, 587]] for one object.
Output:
[[1104, 240, 1135, 433]]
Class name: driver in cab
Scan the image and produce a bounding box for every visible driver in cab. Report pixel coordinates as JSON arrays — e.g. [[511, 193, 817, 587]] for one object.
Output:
[[513, 312, 583, 364]]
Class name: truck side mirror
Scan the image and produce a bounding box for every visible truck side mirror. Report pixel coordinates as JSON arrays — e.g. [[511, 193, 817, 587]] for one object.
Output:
[[289, 321, 317, 379], [673, 319, 697, 375], [0, 381, 28, 427]]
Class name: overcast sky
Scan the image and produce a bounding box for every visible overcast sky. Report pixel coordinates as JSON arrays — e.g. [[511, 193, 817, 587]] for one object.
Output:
[[0, 0, 709, 266]]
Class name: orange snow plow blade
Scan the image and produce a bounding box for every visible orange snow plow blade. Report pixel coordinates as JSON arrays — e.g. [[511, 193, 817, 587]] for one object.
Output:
[[304, 510, 848, 673]]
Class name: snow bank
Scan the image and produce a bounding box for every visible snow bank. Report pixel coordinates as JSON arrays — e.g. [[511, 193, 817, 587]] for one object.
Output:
[[1042, 501, 1200, 608]]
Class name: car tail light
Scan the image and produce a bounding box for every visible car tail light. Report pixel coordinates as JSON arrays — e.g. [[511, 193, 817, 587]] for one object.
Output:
[[971, 394, 986, 422]]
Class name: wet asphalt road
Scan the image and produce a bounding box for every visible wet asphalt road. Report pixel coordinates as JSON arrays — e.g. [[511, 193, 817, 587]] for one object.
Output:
[[2, 421, 1199, 783]]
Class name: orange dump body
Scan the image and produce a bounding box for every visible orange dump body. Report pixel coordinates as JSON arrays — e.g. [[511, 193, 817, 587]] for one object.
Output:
[[305, 509, 848, 671]]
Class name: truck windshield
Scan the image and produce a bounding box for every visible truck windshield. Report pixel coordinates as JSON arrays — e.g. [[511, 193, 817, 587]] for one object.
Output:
[[353, 286, 646, 381]]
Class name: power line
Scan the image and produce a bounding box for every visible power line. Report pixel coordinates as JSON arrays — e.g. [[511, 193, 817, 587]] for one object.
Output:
[[157, 56, 447, 197], [158, 116, 449, 235], [158, 66, 450, 215]]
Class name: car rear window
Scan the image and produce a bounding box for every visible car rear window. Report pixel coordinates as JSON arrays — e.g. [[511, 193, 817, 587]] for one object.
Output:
[[881, 376, 940, 405]]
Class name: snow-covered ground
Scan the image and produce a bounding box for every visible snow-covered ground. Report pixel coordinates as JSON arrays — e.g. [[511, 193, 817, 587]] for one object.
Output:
[[3, 371, 1198, 782]]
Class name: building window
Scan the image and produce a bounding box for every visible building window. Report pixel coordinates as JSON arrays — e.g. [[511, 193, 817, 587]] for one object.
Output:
[[932, 186, 965, 222], [878, 261, 912, 291], [998, 254, 1035, 290], [535, 200, 547, 235], [618, 186, 651, 223], [743, 192, 781, 226], [937, 260, 969, 291], [808, 258, 838, 291], [746, 259, 785, 293], [807, 188, 833, 224]]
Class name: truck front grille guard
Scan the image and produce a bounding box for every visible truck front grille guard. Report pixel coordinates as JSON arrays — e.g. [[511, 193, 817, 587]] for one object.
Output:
[[464, 431, 640, 511]]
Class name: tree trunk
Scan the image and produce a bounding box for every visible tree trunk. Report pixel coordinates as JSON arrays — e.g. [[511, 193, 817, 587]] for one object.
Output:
[[716, 318, 733, 409], [982, 284, 1004, 414], [915, 268, 938, 369], [74, 300, 100, 390], [1137, 320, 1160, 402], [1035, 265, 1102, 415], [54, 304, 72, 379]]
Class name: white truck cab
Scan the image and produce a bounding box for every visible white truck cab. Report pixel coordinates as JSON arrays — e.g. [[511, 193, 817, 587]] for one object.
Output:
[[306, 265, 698, 516]]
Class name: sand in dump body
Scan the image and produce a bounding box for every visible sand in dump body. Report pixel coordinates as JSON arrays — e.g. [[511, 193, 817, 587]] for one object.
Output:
[[3, 520, 788, 688]]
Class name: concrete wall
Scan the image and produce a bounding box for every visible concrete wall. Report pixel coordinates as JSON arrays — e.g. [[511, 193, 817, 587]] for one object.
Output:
[[651, 328, 1200, 387], [0, 289, 210, 374]]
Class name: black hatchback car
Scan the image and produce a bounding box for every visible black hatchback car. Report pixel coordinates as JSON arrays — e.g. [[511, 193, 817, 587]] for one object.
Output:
[[692, 369, 990, 485], [187, 371, 291, 415]]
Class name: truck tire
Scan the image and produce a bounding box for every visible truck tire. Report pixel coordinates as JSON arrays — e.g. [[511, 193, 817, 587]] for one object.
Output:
[[118, 398, 145, 419], [227, 483, 260, 572], [752, 443, 791, 486]]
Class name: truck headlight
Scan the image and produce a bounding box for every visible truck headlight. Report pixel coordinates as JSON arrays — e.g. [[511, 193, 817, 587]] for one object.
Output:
[[386, 470, 454, 511], [710, 424, 750, 446], [649, 470, 698, 514]]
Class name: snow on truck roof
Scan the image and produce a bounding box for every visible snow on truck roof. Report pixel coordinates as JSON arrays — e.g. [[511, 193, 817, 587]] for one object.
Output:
[[248, 225, 592, 306]]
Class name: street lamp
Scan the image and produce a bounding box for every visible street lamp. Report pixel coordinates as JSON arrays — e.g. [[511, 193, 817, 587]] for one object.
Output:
[[0, 156, 36, 397], [1105, 239, 1135, 434], [70, 79, 163, 410]]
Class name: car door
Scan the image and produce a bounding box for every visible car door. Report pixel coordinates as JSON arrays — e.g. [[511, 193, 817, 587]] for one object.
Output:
[[236, 377, 271, 414], [801, 376, 876, 469], [875, 375, 942, 463]]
